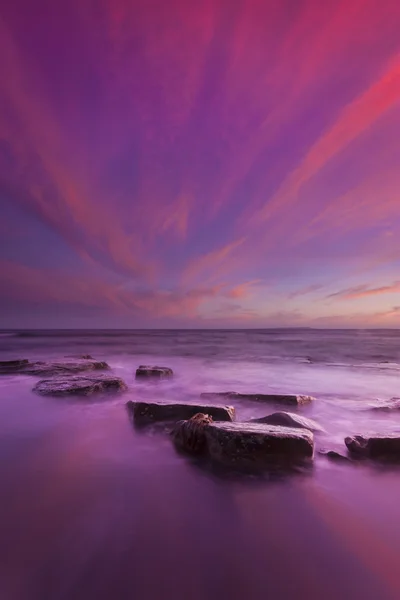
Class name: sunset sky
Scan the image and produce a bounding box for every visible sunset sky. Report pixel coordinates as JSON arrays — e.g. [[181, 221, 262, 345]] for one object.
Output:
[[0, 0, 399, 328]]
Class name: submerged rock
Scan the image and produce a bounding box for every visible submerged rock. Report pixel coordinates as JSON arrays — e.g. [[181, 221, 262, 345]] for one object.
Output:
[[135, 365, 173, 378], [318, 450, 352, 462], [204, 422, 314, 468], [172, 413, 214, 454], [370, 398, 400, 411], [345, 434, 400, 460], [0, 357, 109, 376], [127, 400, 235, 424], [33, 374, 127, 396], [201, 392, 315, 406], [0, 359, 29, 374], [250, 411, 324, 432], [65, 354, 95, 360]]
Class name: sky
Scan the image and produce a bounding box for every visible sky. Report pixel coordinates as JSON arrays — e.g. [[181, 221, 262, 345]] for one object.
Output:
[[0, 0, 399, 329]]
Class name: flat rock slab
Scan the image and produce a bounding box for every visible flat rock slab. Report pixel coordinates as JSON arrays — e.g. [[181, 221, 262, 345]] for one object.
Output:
[[201, 392, 315, 406], [345, 434, 400, 459], [204, 422, 314, 468], [33, 374, 127, 396], [0, 359, 30, 374], [127, 401, 235, 424], [135, 365, 173, 378], [250, 411, 324, 432], [0, 357, 109, 376]]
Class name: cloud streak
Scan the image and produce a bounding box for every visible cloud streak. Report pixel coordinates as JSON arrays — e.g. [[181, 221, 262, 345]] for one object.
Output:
[[250, 55, 400, 228], [327, 281, 400, 301]]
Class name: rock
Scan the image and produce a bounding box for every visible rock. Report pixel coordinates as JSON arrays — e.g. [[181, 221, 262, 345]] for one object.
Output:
[[0, 359, 29, 374], [0, 357, 109, 376], [65, 354, 95, 360], [318, 450, 351, 462], [33, 374, 127, 396], [204, 422, 314, 468], [172, 414, 214, 454], [201, 392, 315, 406], [370, 398, 400, 411], [127, 400, 235, 425], [27, 358, 109, 376], [135, 365, 173, 378], [250, 411, 324, 432], [345, 434, 400, 460]]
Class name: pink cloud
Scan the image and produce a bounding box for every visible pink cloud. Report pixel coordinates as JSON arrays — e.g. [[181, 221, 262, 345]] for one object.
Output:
[[327, 281, 400, 301], [288, 284, 326, 299], [226, 279, 262, 299], [0, 259, 264, 322], [249, 55, 400, 229], [373, 306, 400, 320], [0, 259, 221, 319], [181, 237, 246, 285], [0, 19, 153, 280]]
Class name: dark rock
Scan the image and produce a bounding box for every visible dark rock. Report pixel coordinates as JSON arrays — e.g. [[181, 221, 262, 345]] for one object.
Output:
[[33, 374, 127, 396], [135, 365, 173, 378], [172, 414, 214, 454], [27, 358, 109, 376], [204, 422, 314, 468], [318, 450, 352, 462], [345, 434, 400, 459], [250, 411, 324, 432], [0, 359, 29, 374], [201, 391, 315, 406], [127, 400, 235, 425], [0, 357, 109, 376]]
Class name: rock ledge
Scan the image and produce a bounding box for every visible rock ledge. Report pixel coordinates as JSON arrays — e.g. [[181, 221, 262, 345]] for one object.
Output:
[[201, 392, 315, 406]]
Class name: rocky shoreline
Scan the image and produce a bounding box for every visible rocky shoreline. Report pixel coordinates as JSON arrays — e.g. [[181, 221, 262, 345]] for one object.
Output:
[[0, 356, 109, 376], [3, 357, 400, 470]]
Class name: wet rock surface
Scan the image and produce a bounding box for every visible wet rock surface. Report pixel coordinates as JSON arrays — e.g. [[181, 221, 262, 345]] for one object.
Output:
[[201, 391, 315, 406], [33, 374, 127, 396], [204, 422, 314, 469], [345, 434, 400, 460], [0, 359, 30, 374], [135, 365, 173, 378], [0, 357, 109, 376], [250, 411, 324, 432], [172, 414, 213, 454], [127, 400, 235, 424]]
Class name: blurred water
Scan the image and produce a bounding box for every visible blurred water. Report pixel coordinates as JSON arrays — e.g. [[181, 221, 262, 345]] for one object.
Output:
[[1, 329, 400, 599]]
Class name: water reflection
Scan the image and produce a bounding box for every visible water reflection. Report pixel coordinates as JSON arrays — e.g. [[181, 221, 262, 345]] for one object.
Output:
[[1, 391, 400, 600]]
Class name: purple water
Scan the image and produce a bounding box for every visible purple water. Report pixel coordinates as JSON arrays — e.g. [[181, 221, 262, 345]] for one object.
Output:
[[1, 329, 400, 600]]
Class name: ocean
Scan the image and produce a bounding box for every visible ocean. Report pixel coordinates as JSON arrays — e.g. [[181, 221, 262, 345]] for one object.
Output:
[[1, 328, 400, 599]]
